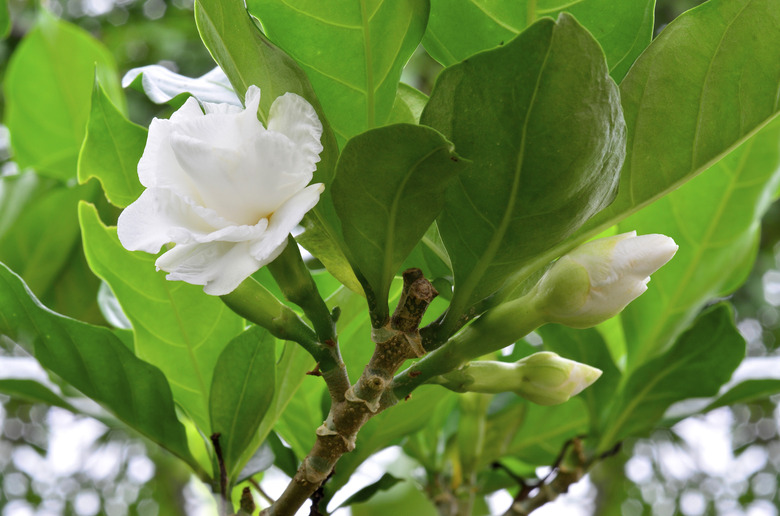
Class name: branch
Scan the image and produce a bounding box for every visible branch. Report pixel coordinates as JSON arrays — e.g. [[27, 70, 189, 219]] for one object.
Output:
[[261, 269, 437, 516], [210, 433, 230, 516]]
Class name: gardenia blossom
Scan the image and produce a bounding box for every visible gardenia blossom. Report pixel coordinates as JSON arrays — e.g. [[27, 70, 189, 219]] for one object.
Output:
[[117, 85, 324, 295], [534, 231, 678, 328]]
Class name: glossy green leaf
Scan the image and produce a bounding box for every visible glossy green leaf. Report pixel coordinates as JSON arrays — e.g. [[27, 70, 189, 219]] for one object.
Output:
[[338, 473, 404, 508], [79, 202, 244, 432], [504, 0, 780, 298], [332, 124, 461, 325], [78, 80, 146, 208], [4, 11, 122, 180], [274, 375, 326, 459], [424, 0, 654, 82], [0, 379, 77, 412], [248, 0, 428, 145], [421, 14, 625, 330], [0, 263, 200, 474], [704, 379, 780, 412], [598, 304, 745, 451], [620, 118, 780, 368], [235, 341, 315, 475], [194, 0, 350, 293], [538, 324, 621, 432], [209, 325, 275, 480], [480, 397, 588, 467]]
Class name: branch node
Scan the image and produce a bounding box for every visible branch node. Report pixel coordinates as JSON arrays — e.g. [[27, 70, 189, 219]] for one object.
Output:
[[345, 383, 382, 413]]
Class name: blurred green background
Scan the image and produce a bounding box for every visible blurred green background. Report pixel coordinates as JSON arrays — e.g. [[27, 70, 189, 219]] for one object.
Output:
[[4, 0, 780, 515]]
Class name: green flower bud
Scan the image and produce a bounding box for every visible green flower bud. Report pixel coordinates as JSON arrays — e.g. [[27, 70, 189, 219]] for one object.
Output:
[[438, 352, 602, 406]]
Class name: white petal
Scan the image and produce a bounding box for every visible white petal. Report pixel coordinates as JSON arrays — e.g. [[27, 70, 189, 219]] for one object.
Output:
[[249, 183, 324, 262], [117, 188, 228, 252], [137, 116, 202, 201], [122, 65, 241, 106], [268, 93, 323, 173], [614, 234, 679, 278], [155, 241, 263, 296]]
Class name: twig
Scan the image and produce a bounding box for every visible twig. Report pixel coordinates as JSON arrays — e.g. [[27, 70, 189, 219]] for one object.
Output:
[[249, 478, 276, 505], [261, 269, 437, 516], [210, 433, 230, 516]]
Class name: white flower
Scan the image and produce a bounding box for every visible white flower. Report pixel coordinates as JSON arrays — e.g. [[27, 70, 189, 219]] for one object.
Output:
[[117, 85, 324, 296], [440, 352, 602, 406], [122, 65, 240, 106], [534, 231, 678, 328]]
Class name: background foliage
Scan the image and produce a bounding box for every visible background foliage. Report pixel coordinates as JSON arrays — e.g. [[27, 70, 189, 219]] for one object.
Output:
[[1, 0, 780, 515]]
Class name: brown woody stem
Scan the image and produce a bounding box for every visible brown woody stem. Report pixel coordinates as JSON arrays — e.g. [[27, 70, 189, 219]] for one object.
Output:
[[260, 269, 437, 516]]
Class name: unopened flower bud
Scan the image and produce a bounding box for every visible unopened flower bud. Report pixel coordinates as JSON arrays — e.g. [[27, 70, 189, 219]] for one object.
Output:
[[439, 352, 602, 406], [534, 231, 677, 328]]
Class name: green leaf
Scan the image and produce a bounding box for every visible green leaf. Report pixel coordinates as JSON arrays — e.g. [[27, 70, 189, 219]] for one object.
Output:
[[297, 220, 363, 295], [209, 325, 275, 480], [332, 124, 461, 325], [338, 473, 404, 508], [421, 14, 625, 330], [423, 0, 654, 82], [538, 324, 621, 433], [598, 304, 745, 451], [704, 379, 780, 412], [0, 0, 10, 39], [0, 379, 77, 412], [234, 340, 314, 476], [387, 83, 429, 125], [78, 79, 146, 208], [503, 0, 780, 299], [79, 202, 244, 432], [0, 178, 97, 304], [4, 11, 122, 180], [480, 397, 588, 467], [0, 263, 200, 474], [194, 0, 350, 293], [619, 118, 780, 368], [247, 0, 429, 145]]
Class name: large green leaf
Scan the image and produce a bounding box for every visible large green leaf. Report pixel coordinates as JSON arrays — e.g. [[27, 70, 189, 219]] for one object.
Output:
[[704, 379, 780, 412], [332, 124, 461, 325], [194, 0, 351, 293], [538, 324, 622, 433], [79, 203, 244, 432], [4, 11, 122, 181], [505, 0, 780, 295], [0, 263, 200, 474], [598, 304, 745, 451], [209, 325, 275, 480], [424, 0, 654, 82], [78, 80, 146, 208], [421, 14, 625, 331], [620, 118, 780, 368], [480, 397, 588, 467], [248, 0, 428, 145], [234, 340, 314, 477]]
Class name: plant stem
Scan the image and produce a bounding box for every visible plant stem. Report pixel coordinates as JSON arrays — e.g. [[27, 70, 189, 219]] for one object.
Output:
[[210, 433, 231, 516], [393, 292, 543, 399], [261, 269, 437, 516]]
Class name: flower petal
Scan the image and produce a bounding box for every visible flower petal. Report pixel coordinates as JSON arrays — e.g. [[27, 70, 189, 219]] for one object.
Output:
[[122, 65, 241, 106], [268, 92, 324, 173], [249, 183, 324, 262], [155, 241, 264, 296]]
